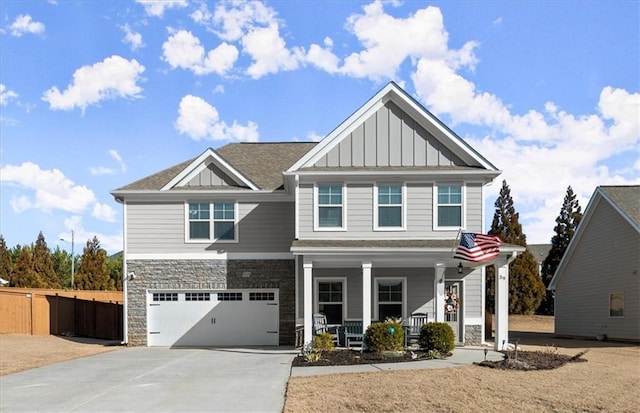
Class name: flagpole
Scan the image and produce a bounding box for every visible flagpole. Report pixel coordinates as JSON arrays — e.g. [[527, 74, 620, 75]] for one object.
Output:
[[451, 228, 463, 258]]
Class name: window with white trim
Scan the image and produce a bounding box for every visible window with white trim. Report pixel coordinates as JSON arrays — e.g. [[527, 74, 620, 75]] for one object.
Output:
[[316, 184, 344, 229], [436, 184, 462, 228], [375, 183, 404, 229], [375, 278, 405, 321], [316, 280, 345, 325], [187, 202, 236, 241]]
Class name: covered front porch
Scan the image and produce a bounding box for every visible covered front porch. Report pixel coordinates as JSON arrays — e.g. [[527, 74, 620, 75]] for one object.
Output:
[[292, 240, 519, 351]]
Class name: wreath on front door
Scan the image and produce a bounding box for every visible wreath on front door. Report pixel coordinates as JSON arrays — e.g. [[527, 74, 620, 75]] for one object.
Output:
[[444, 290, 460, 314]]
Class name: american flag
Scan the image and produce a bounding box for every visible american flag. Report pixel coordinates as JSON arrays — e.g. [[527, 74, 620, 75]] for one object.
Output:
[[453, 232, 502, 262]]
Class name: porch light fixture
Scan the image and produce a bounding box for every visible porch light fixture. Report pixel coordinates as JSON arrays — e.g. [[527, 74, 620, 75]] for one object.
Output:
[[457, 262, 463, 274]]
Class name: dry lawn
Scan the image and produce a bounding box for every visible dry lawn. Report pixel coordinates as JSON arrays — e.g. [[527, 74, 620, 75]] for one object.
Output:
[[0, 334, 120, 376], [285, 316, 640, 413]]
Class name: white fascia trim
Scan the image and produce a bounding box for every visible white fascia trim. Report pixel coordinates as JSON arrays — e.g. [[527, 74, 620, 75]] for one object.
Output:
[[161, 148, 259, 191], [127, 252, 293, 260], [290, 170, 502, 179], [288, 85, 396, 172]]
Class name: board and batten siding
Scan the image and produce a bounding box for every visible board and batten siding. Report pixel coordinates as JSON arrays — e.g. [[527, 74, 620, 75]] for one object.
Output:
[[297, 181, 484, 239], [555, 199, 640, 341], [182, 163, 235, 187], [314, 101, 464, 168], [126, 201, 295, 254]]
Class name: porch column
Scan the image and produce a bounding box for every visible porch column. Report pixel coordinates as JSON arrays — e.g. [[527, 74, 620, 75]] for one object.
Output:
[[495, 262, 510, 350], [303, 260, 313, 345], [434, 264, 446, 322], [362, 261, 372, 332]]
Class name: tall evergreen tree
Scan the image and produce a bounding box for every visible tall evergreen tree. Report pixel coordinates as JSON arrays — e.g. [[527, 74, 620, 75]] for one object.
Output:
[[51, 246, 73, 289], [106, 253, 123, 291], [75, 236, 111, 290], [538, 186, 582, 315], [11, 245, 45, 288], [486, 180, 546, 314], [33, 232, 60, 288], [0, 235, 12, 284]]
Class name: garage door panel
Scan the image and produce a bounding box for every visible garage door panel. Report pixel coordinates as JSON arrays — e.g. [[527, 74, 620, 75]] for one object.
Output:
[[147, 290, 279, 347]]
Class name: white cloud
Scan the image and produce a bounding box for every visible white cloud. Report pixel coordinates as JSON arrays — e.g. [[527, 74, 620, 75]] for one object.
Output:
[[243, 23, 304, 79], [121, 24, 144, 51], [60, 217, 123, 255], [162, 30, 238, 76], [210, 0, 277, 42], [0, 84, 19, 106], [175, 94, 258, 142], [92, 203, 117, 222], [10, 14, 45, 37], [42, 55, 145, 112], [340, 3, 453, 81], [0, 162, 96, 214], [135, 0, 187, 18], [89, 149, 126, 176], [306, 38, 340, 74]]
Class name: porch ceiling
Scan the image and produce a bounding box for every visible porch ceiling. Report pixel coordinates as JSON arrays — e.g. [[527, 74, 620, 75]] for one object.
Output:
[[291, 239, 524, 268]]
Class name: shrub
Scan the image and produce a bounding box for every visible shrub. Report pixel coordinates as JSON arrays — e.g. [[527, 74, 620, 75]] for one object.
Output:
[[418, 322, 455, 353], [364, 321, 404, 352], [313, 332, 335, 352]]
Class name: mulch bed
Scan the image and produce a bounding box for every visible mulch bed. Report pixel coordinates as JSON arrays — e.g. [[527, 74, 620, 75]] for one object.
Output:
[[475, 349, 589, 371], [292, 348, 589, 370], [292, 349, 446, 367]]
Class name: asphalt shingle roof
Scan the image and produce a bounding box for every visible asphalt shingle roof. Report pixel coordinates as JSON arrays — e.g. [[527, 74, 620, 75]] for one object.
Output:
[[600, 185, 640, 227], [115, 142, 317, 192]]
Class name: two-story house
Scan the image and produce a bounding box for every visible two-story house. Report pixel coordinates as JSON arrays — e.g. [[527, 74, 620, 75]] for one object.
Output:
[[111, 82, 521, 350]]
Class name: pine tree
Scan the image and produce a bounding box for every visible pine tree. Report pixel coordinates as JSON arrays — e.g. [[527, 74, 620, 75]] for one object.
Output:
[[538, 186, 582, 315], [0, 235, 12, 284], [51, 246, 73, 289], [33, 232, 60, 289], [75, 236, 111, 290], [11, 245, 45, 288], [106, 253, 123, 291], [486, 180, 546, 314]]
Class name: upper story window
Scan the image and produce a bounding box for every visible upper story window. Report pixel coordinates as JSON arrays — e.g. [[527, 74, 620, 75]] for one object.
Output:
[[315, 184, 345, 230], [375, 183, 405, 230], [435, 184, 463, 228], [187, 202, 237, 242]]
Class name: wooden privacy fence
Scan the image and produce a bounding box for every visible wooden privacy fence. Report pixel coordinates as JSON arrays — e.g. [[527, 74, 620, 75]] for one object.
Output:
[[0, 288, 123, 340]]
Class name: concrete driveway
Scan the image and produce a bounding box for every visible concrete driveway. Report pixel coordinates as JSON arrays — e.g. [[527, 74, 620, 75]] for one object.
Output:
[[0, 346, 297, 412]]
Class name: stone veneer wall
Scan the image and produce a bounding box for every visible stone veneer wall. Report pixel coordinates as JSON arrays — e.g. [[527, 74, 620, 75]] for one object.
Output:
[[126, 259, 295, 346], [465, 324, 482, 345]]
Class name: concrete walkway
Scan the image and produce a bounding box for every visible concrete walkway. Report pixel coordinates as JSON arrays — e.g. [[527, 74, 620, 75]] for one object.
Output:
[[291, 347, 504, 376], [0, 347, 297, 413]]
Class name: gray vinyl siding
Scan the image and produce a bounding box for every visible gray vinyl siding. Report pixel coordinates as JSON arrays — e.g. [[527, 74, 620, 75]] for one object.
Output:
[[555, 199, 640, 341], [126, 201, 294, 254], [297, 181, 484, 239], [314, 101, 465, 168], [296, 266, 437, 322], [183, 163, 235, 187]]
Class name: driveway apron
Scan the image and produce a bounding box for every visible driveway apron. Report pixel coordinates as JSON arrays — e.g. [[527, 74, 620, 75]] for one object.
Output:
[[0, 347, 296, 413]]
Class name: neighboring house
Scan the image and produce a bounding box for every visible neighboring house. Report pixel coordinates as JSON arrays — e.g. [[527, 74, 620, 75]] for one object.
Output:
[[528, 244, 551, 276], [549, 185, 640, 342], [111, 82, 522, 350]]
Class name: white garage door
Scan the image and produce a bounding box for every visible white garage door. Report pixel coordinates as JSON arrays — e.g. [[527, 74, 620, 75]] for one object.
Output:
[[147, 289, 279, 347]]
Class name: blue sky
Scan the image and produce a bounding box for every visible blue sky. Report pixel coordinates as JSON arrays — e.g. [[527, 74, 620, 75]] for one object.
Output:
[[1, 0, 638, 254]]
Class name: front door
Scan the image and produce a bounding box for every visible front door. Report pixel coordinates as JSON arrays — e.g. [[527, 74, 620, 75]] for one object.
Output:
[[444, 282, 462, 343]]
